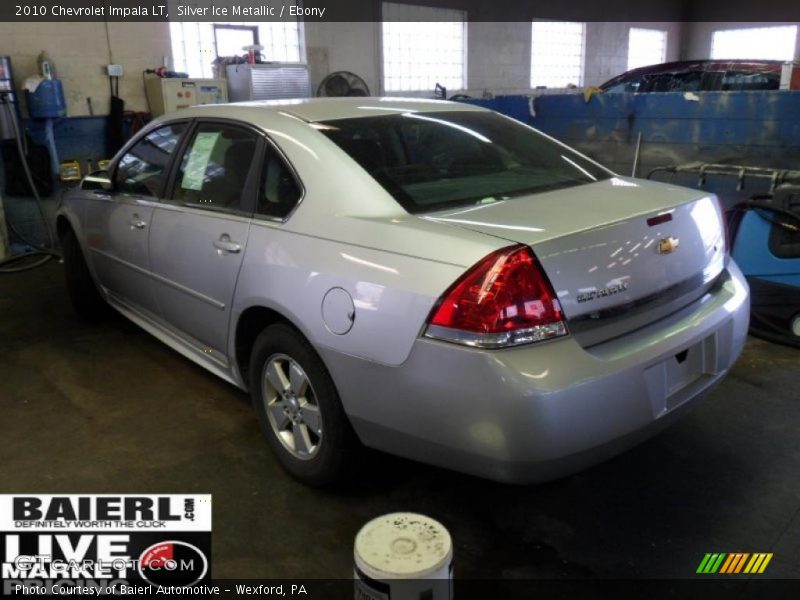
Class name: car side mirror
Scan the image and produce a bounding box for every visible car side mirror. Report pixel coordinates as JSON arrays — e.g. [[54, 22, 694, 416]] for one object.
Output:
[[81, 170, 113, 193]]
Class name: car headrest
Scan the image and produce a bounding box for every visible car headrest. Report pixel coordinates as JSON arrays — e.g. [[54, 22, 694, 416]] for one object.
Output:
[[341, 138, 386, 172]]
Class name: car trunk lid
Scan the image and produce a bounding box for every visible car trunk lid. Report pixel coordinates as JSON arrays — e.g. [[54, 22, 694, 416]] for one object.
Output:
[[423, 177, 727, 344]]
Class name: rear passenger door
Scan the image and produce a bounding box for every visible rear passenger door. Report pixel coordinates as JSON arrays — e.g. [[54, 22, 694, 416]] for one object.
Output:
[[147, 120, 262, 362], [256, 143, 304, 220]]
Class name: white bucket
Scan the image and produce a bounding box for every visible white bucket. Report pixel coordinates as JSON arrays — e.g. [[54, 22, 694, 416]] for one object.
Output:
[[354, 512, 453, 600]]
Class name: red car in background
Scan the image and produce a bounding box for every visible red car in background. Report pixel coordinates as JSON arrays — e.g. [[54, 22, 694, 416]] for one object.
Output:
[[599, 60, 783, 93]]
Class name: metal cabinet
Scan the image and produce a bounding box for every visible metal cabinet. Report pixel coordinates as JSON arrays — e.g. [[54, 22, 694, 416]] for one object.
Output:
[[144, 78, 228, 117], [225, 64, 311, 102]]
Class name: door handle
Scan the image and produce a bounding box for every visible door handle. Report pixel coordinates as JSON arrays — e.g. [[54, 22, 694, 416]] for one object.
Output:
[[213, 235, 241, 254], [129, 215, 147, 230]]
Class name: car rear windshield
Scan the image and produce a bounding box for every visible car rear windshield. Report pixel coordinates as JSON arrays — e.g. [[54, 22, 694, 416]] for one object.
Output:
[[319, 111, 611, 214]]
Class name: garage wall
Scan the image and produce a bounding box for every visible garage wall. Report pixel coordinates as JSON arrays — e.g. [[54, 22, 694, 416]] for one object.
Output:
[[682, 22, 800, 60], [0, 21, 171, 117], [304, 22, 382, 98], [467, 21, 683, 93], [466, 22, 532, 93], [2, 19, 683, 117], [305, 20, 684, 97], [584, 22, 682, 87]]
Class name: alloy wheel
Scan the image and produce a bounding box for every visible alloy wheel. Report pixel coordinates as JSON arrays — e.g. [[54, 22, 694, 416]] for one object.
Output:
[[262, 353, 323, 460]]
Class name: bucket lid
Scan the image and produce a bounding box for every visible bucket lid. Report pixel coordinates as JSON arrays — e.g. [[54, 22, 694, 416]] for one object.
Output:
[[354, 512, 452, 580]]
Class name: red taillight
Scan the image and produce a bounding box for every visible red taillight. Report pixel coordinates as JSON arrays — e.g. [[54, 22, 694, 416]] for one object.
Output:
[[425, 245, 567, 348]]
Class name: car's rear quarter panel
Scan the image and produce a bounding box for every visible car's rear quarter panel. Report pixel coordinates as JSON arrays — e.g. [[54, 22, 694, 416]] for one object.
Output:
[[232, 217, 499, 368]]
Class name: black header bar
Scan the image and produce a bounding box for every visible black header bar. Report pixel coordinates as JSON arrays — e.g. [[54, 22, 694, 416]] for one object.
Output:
[[2, 0, 800, 23]]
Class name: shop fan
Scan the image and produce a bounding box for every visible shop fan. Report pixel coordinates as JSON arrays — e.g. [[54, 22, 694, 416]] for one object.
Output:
[[316, 71, 370, 97]]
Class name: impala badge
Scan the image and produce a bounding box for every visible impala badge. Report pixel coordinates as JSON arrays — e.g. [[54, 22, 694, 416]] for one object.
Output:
[[658, 237, 680, 254], [576, 282, 629, 303]]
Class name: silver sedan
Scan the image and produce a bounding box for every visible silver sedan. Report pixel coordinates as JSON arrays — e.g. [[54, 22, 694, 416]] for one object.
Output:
[[57, 98, 749, 485]]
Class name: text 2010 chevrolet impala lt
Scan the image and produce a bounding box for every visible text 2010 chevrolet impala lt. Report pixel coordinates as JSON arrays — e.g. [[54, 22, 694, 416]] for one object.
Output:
[[57, 98, 749, 485]]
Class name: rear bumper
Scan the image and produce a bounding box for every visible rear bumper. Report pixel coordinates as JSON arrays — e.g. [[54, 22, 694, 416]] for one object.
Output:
[[320, 261, 750, 483]]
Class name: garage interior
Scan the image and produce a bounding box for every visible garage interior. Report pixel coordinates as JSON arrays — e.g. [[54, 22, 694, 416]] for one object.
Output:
[[3, 266, 800, 580], [1, 0, 800, 586]]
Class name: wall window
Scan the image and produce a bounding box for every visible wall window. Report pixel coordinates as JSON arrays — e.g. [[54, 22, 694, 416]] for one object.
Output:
[[628, 28, 668, 70], [531, 21, 586, 88], [711, 25, 797, 61], [213, 25, 259, 58], [170, 21, 303, 78], [382, 2, 467, 92]]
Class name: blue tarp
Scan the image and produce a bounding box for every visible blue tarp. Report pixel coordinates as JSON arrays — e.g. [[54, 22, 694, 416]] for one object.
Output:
[[462, 91, 800, 179]]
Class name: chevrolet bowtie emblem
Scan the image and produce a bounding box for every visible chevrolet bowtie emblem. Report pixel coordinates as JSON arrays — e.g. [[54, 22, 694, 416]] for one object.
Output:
[[658, 237, 680, 254]]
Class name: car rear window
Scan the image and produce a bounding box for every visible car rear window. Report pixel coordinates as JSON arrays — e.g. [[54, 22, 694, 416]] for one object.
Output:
[[318, 111, 611, 214]]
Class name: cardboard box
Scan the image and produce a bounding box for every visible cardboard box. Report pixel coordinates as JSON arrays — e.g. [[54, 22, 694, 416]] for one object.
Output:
[[780, 62, 800, 90]]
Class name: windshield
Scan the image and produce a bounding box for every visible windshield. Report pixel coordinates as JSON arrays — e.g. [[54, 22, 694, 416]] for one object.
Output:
[[319, 111, 612, 214]]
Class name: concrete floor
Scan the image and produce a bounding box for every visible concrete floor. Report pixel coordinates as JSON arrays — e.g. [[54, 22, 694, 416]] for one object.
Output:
[[1, 261, 799, 580], [0, 192, 59, 253]]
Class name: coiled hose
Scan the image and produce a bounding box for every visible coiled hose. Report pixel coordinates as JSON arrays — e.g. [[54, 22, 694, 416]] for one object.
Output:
[[0, 97, 60, 274]]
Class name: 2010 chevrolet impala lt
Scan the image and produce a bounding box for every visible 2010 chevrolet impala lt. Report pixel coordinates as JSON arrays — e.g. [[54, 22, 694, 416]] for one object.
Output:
[[56, 98, 750, 485]]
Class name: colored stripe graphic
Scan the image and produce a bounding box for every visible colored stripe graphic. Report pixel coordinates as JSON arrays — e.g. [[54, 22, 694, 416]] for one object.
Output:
[[697, 552, 773, 574], [697, 553, 727, 573], [734, 553, 750, 573], [720, 553, 749, 574], [719, 554, 735, 573], [744, 553, 773, 574], [697, 554, 713, 573]]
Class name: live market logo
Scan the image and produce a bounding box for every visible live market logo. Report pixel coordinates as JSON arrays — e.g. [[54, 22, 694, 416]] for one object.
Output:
[[0, 495, 212, 595]]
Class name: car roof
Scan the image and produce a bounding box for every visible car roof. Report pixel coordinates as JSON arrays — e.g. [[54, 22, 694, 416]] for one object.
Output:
[[600, 59, 783, 88], [187, 96, 487, 123]]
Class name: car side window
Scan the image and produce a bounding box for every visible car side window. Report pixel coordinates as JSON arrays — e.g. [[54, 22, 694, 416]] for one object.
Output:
[[256, 146, 302, 219], [722, 70, 780, 91], [114, 123, 186, 197], [604, 76, 643, 93], [172, 122, 259, 213], [643, 72, 702, 92]]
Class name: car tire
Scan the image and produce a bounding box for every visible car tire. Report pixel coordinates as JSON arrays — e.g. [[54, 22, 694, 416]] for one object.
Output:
[[249, 323, 357, 486], [61, 227, 107, 320]]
